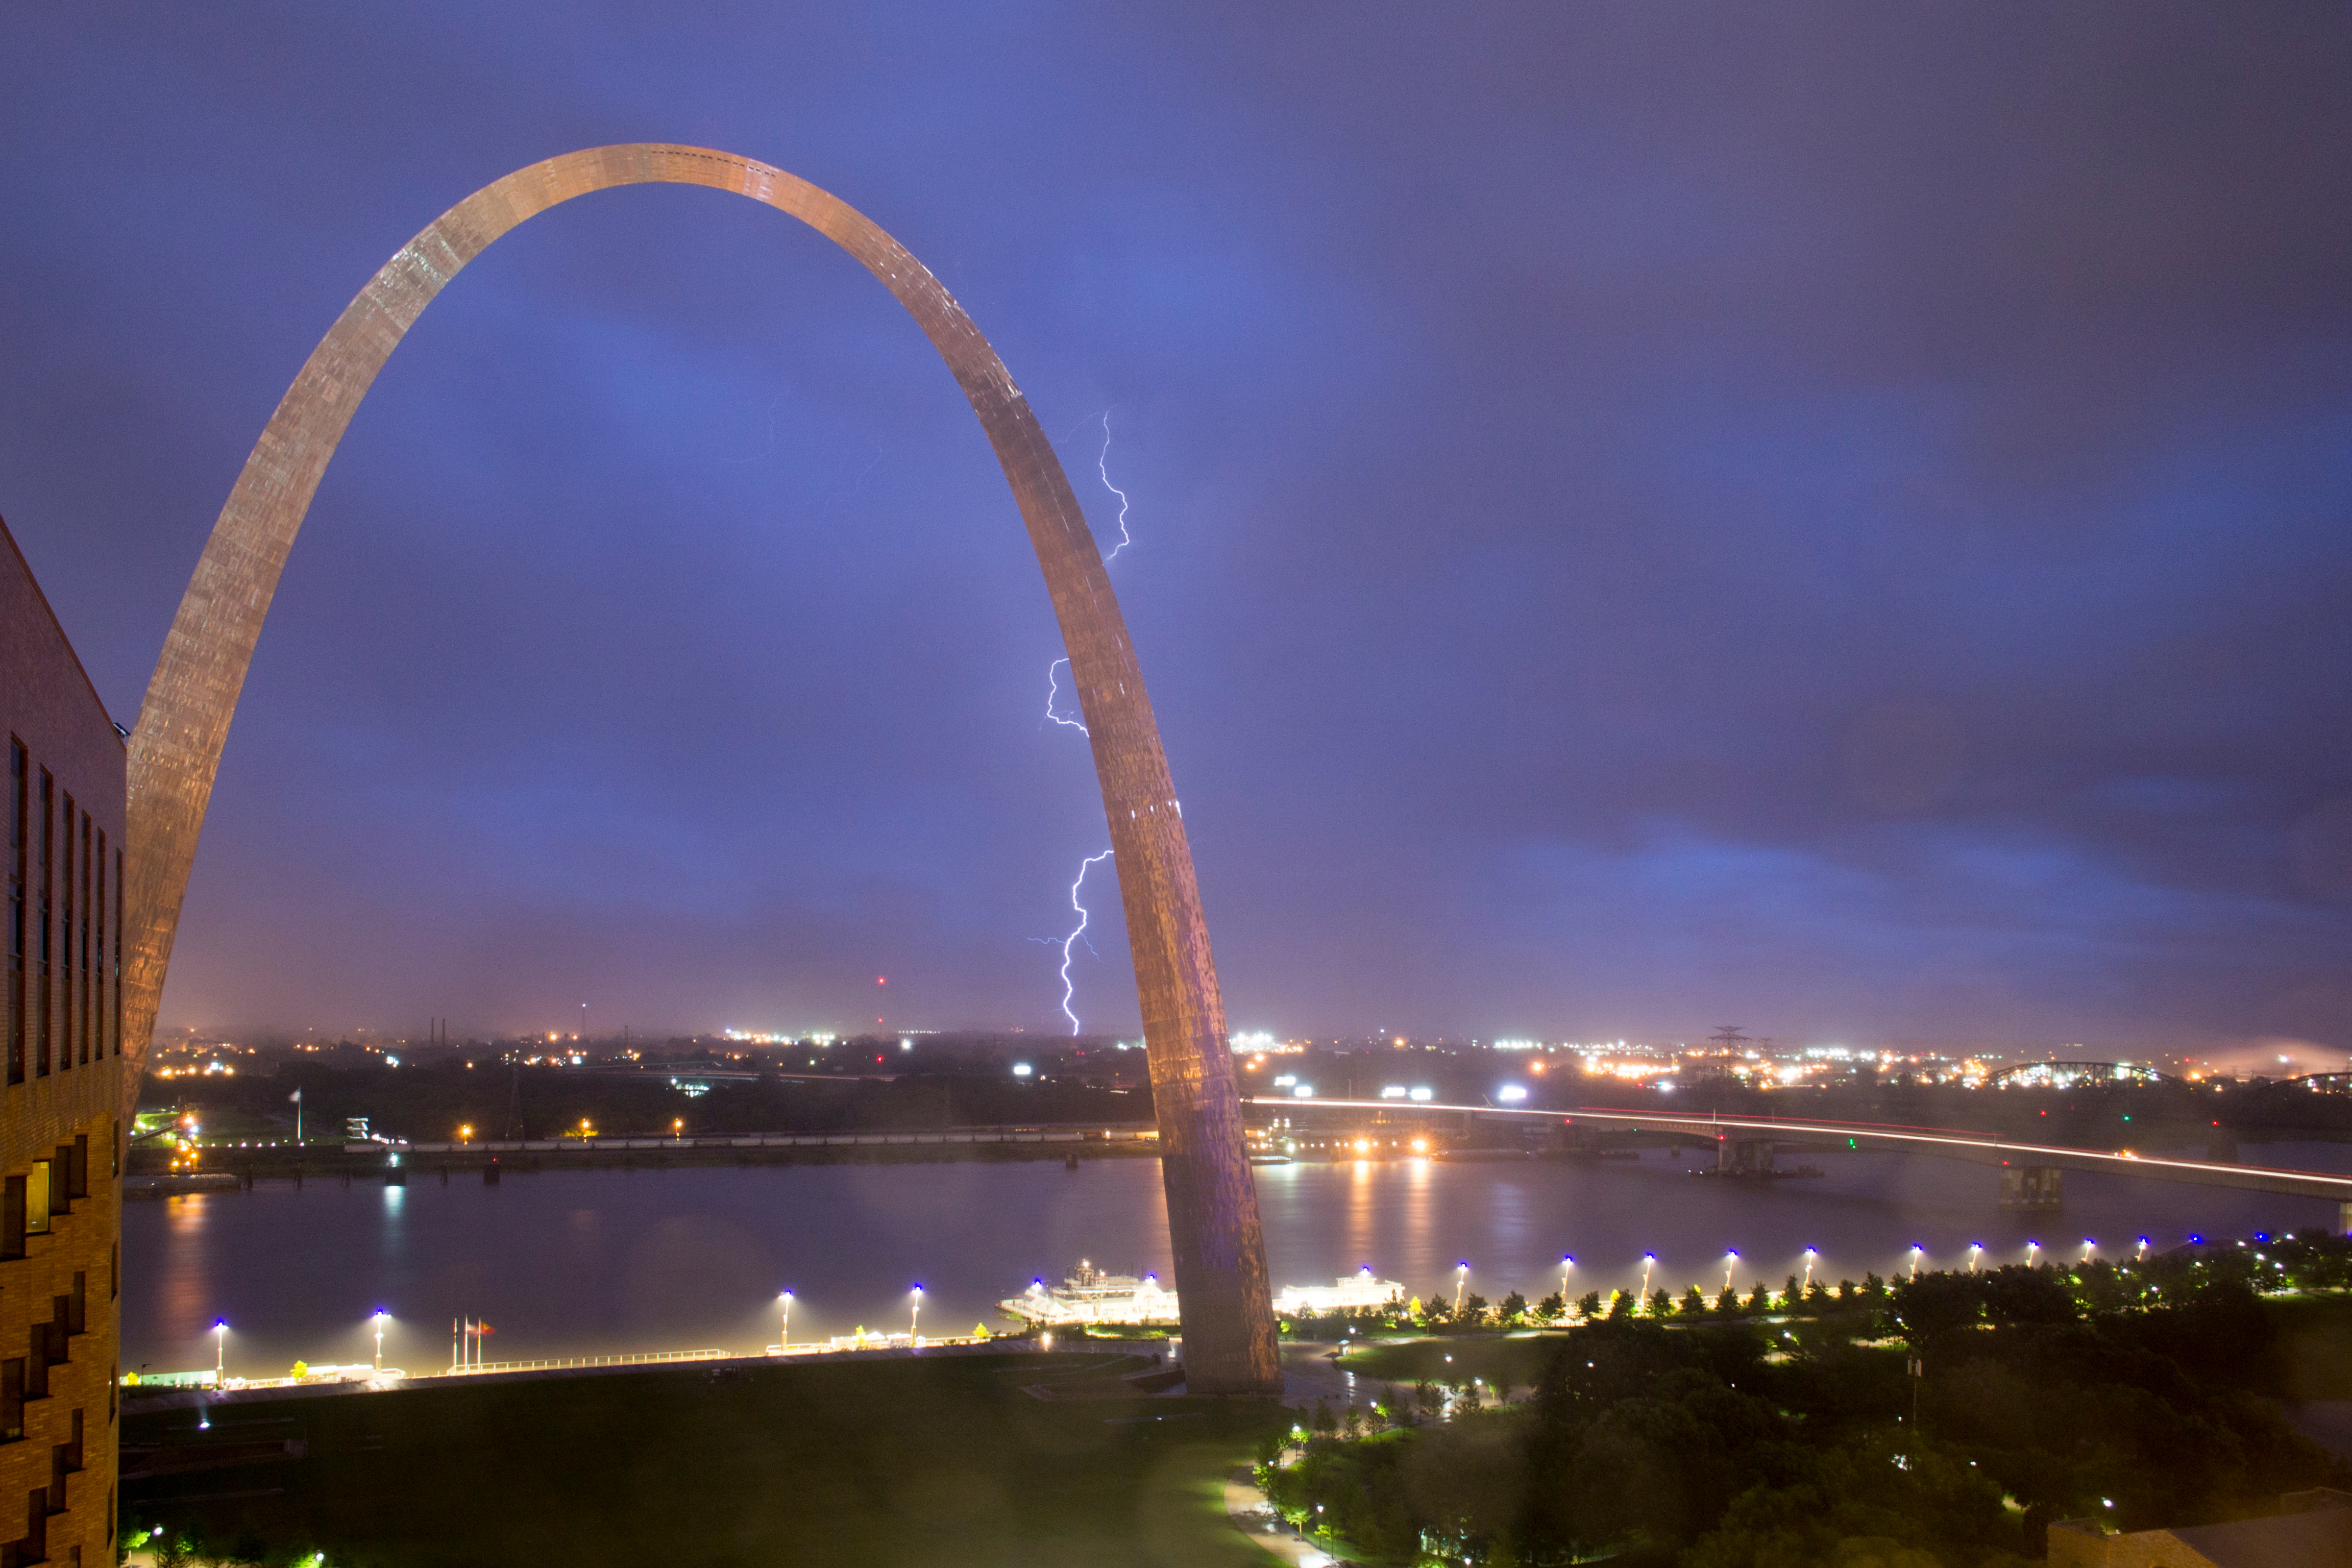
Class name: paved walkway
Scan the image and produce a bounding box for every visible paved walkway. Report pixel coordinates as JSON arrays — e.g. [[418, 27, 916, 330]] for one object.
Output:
[[1224, 1466, 1339, 1567]]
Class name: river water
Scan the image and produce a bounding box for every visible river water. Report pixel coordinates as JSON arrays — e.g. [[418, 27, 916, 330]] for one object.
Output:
[[122, 1144, 2352, 1380]]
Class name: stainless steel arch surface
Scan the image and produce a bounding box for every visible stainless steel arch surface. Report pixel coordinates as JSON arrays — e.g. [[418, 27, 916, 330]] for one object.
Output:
[[122, 145, 1279, 1393]]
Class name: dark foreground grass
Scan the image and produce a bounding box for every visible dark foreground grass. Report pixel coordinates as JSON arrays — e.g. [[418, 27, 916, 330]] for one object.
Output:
[[122, 1352, 1287, 1567]]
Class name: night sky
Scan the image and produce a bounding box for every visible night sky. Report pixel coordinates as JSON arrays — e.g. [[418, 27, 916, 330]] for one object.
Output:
[[3, 7, 2348, 1050]]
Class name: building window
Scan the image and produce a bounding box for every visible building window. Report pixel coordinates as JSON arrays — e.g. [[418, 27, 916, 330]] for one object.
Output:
[[35, 769, 50, 1079], [0, 1359, 19, 1441], [111, 848, 121, 1057], [92, 828, 104, 1062], [56, 794, 70, 1071], [6, 739, 22, 1087], [76, 812, 89, 1068], [24, 1162, 49, 1236]]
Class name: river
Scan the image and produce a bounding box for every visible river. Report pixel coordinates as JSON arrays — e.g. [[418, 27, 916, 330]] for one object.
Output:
[[122, 1143, 2352, 1380]]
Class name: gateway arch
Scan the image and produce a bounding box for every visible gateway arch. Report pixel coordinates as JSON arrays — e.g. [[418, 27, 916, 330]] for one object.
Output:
[[120, 145, 1280, 1395]]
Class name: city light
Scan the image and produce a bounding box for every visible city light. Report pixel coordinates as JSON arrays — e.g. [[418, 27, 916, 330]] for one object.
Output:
[[214, 1319, 228, 1383], [910, 1285, 923, 1346], [1724, 1251, 1738, 1291], [780, 1290, 793, 1347], [2026, 1241, 2040, 1266], [1803, 1248, 1817, 1287], [1012, 1063, 1033, 1078], [1496, 1084, 1529, 1103], [1640, 1254, 1655, 1297], [1908, 1245, 1923, 1280], [1409, 1087, 1434, 1102], [2137, 1237, 2150, 1261], [372, 1310, 389, 1371], [1455, 1262, 1468, 1313], [1969, 1242, 1983, 1274]]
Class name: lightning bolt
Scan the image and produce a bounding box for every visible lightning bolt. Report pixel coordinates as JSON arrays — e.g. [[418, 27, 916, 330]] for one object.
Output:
[[1042, 657, 1087, 736], [1048, 850, 1113, 1035], [1028, 411, 1139, 1033], [1096, 411, 1132, 564]]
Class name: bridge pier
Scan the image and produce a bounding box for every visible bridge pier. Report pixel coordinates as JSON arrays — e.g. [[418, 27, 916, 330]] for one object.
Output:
[[1719, 1138, 1777, 1176], [2000, 1165, 2063, 1212]]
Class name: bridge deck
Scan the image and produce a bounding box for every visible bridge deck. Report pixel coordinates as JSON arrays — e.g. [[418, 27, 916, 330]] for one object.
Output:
[[1256, 1097, 2352, 1203]]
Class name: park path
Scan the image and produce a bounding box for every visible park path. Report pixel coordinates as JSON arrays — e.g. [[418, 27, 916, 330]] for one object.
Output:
[[1225, 1466, 1342, 1567]]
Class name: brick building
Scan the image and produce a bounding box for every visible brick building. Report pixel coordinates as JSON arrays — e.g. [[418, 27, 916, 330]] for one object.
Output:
[[0, 516, 124, 1567]]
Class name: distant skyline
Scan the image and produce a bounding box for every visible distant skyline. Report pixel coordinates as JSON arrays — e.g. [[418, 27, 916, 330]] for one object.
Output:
[[5, 7, 2349, 1049]]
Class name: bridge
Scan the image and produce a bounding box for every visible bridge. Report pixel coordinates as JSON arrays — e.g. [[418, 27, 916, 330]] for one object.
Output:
[[1252, 1097, 2352, 1228]]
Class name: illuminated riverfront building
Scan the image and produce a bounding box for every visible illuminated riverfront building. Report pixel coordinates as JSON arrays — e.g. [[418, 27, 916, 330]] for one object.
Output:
[[0, 516, 123, 1566]]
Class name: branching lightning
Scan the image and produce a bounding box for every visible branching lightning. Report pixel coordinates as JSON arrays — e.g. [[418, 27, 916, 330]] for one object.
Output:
[[1042, 657, 1087, 736], [1096, 411, 1132, 564], [1044, 850, 1113, 1035], [1030, 410, 1139, 1034]]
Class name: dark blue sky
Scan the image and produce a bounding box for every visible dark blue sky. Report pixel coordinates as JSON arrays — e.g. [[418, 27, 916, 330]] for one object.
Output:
[[3, 6, 2348, 1049]]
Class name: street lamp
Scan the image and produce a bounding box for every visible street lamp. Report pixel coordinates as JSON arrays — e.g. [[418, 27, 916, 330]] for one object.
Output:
[[1969, 1243, 1983, 1274], [1640, 1254, 1655, 1300], [213, 1320, 227, 1384], [2026, 1240, 2040, 1267], [1723, 1251, 1738, 1292], [2081, 1238, 2096, 1261], [1908, 1245, 1923, 1281], [1803, 1248, 1818, 1288], [1455, 1262, 1469, 1313], [2136, 1237, 2150, 1262], [372, 1310, 388, 1371], [910, 1285, 923, 1346], [779, 1290, 793, 1348]]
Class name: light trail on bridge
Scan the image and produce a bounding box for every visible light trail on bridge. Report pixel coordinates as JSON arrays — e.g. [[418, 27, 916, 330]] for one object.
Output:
[[1247, 1097, 2352, 1204]]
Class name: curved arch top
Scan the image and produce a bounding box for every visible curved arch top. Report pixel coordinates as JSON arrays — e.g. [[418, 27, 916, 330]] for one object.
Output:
[[122, 145, 1278, 1393]]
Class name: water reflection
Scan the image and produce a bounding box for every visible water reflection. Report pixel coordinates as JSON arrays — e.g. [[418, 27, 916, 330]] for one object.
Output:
[[122, 1143, 2351, 1377]]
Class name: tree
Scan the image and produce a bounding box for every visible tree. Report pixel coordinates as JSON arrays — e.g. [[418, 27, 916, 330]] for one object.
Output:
[[1837, 1279, 1858, 1303], [1500, 1290, 1528, 1323], [1681, 1285, 1708, 1316], [1341, 1403, 1363, 1438], [1608, 1289, 1635, 1320], [1782, 1275, 1802, 1309], [1415, 1379, 1442, 1420], [1890, 1270, 1983, 1344], [1715, 1287, 1740, 1314], [1462, 1292, 1491, 1325], [1651, 1289, 1675, 1317], [1311, 1399, 1337, 1436], [1576, 1290, 1603, 1321], [1744, 1281, 1771, 1314], [1537, 1290, 1565, 1320]]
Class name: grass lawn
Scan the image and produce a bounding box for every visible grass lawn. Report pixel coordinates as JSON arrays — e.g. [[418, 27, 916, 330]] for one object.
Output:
[[122, 1351, 1288, 1567], [1333, 1332, 1572, 1394]]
